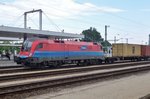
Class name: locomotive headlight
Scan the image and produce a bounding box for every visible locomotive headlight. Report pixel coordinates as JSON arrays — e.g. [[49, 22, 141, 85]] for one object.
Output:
[[29, 52, 33, 57]]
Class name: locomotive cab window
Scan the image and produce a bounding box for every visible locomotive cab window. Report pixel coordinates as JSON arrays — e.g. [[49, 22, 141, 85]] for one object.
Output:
[[21, 40, 33, 51], [36, 43, 43, 49]]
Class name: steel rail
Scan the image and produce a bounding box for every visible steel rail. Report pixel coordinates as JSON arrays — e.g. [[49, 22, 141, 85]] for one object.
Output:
[[0, 65, 22, 69]]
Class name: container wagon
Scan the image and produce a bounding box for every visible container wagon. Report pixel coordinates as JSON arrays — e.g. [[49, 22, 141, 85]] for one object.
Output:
[[141, 45, 150, 60], [110, 43, 150, 61], [111, 43, 142, 61]]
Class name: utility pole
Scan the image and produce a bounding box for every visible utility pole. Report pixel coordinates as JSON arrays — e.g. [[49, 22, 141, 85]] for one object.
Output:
[[126, 38, 128, 44], [105, 25, 110, 41], [114, 36, 116, 43], [24, 13, 27, 29], [24, 9, 43, 41], [24, 9, 42, 30]]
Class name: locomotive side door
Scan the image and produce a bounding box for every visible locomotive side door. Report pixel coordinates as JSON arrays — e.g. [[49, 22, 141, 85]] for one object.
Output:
[[64, 43, 69, 59], [60, 41, 67, 59]]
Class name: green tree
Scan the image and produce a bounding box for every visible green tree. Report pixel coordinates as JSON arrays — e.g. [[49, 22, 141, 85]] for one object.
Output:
[[0, 41, 20, 54], [101, 40, 111, 47], [82, 27, 111, 52], [82, 27, 103, 42]]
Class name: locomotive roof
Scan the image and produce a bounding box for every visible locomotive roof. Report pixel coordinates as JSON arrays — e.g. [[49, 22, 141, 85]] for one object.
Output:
[[32, 39, 99, 46]]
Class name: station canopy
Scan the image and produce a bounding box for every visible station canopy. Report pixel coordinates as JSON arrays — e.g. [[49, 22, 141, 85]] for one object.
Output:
[[0, 37, 22, 41], [0, 26, 84, 40]]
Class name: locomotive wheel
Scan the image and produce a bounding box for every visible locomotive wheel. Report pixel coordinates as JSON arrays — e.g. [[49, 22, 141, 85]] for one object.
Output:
[[98, 59, 103, 64], [52, 61, 61, 67], [42, 61, 48, 66], [16, 62, 21, 64]]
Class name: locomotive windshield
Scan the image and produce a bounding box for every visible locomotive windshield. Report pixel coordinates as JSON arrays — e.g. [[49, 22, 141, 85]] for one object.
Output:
[[21, 40, 33, 51]]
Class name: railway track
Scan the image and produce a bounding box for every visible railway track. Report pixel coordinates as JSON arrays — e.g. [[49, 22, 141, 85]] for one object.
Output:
[[0, 61, 150, 82], [0, 67, 27, 74], [0, 61, 150, 98], [0, 61, 149, 74], [0, 65, 22, 69]]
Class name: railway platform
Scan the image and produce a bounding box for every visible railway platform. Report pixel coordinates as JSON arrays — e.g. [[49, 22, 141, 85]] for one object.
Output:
[[0, 54, 20, 67], [0, 60, 18, 67]]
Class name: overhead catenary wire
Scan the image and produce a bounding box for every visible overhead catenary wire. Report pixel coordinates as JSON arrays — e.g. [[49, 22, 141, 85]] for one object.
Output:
[[11, 10, 146, 39], [75, 1, 150, 29], [44, 1, 144, 31], [7, 13, 24, 26], [42, 11, 62, 32], [44, 12, 141, 36], [0, 1, 146, 33], [27, 16, 39, 29], [1, 1, 149, 31], [39, 3, 147, 36], [16, 13, 38, 28], [0, 1, 149, 39], [46, 1, 148, 36]]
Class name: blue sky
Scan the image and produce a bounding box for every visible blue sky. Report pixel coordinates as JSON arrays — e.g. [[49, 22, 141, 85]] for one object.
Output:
[[0, 0, 150, 44]]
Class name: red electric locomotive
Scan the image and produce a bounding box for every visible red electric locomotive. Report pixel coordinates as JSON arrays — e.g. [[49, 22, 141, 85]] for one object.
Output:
[[14, 38, 104, 67]]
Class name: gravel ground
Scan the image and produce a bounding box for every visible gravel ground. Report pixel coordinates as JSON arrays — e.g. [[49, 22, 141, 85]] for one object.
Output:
[[27, 71, 150, 99]]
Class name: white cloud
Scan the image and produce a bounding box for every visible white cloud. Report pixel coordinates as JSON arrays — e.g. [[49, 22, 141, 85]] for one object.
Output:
[[83, 3, 124, 13], [0, 0, 124, 20]]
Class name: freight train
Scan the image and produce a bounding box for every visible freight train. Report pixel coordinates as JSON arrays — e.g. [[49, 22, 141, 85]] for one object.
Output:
[[14, 38, 150, 68]]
